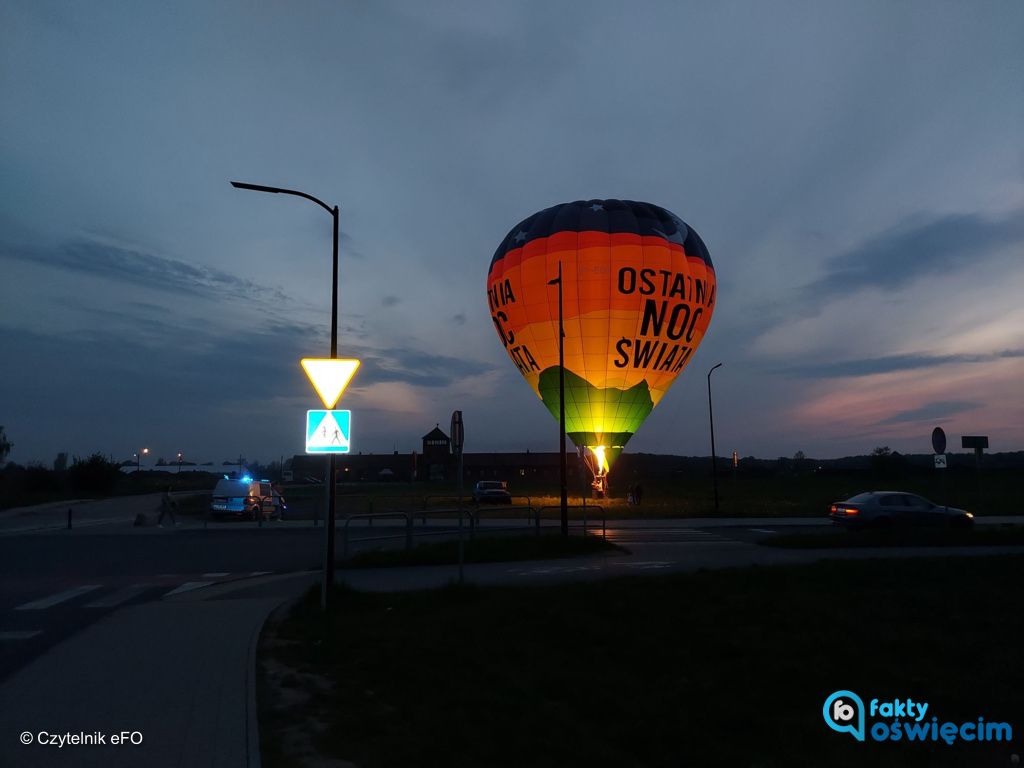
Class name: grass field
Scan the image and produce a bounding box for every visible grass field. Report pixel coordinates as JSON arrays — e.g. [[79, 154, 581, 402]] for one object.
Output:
[[259, 555, 1023, 768]]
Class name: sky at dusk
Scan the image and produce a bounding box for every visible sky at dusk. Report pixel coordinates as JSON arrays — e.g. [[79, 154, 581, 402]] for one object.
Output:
[[2, 1, 1022, 466]]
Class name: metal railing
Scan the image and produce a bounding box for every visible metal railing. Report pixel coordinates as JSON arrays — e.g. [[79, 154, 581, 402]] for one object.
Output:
[[341, 511, 412, 559], [535, 504, 606, 539]]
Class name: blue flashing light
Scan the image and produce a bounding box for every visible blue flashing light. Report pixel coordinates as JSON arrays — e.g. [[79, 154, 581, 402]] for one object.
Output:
[[241, 475, 253, 483]]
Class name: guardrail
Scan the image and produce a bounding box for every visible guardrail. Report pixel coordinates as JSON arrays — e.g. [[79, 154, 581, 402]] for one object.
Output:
[[341, 511, 412, 559], [422, 494, 533, 510], [535, 504, 607, 539], [336, 502, 610, 563]]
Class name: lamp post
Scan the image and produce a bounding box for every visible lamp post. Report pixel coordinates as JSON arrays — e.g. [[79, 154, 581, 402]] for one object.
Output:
[[547, 261, 568, 537], [231, 180, 341, 612], [177, 452, 183, 474], [136, 447, 148, 474], [707, 363, 723, 515]]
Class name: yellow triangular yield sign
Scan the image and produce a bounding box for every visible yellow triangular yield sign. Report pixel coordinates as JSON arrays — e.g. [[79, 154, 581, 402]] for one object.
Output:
[[300, 358, 360, 409]]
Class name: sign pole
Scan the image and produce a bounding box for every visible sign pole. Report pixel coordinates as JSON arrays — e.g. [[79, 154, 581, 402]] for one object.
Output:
[[451, 411, 465, 585], [931, 427, 947, 515], [322, 206, 340, 612]]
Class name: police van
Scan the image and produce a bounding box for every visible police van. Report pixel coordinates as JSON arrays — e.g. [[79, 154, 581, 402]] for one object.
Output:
[[210, 477, 286, 521]]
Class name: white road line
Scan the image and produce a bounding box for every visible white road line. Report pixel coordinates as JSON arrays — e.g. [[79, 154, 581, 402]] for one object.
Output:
[[749, 528, 777, 534], [201, 572, 230, 578], [0, 631, 42, 640], [163, 581, 212, 597], [84, 584, 150, 609], [16, 585, 102, 611], [249, 571, 271, 577]]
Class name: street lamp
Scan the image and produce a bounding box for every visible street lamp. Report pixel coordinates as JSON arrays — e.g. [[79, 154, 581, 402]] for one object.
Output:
[[707, 363, 723, 515], [177, 452, 183, 473], [547, 261, 568, 537], [231, 180, 341, 612], [135, 447, 149, 474]]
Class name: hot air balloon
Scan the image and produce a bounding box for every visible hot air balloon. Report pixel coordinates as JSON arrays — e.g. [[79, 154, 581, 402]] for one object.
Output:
[[486, 199, 715, 495]]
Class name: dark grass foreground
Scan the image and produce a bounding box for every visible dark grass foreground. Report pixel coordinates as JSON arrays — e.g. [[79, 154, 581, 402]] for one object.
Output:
[[763, 525, 1024, 549], [259, 556, 1023, 768], [343, 533, 622, 568]]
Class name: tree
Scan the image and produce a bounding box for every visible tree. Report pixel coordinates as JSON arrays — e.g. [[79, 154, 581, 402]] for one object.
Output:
[[0, 426, 12, 465], [53, 452, 68, 472], [67, 454, 122, 496]]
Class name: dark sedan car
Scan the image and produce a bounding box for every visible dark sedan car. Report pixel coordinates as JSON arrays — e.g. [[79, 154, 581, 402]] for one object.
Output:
[[829, 491, 973, 530], [472, 480, 512, 504]]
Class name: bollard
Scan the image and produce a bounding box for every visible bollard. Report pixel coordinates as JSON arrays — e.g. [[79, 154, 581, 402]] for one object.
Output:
[[67, 508, 72, 530]]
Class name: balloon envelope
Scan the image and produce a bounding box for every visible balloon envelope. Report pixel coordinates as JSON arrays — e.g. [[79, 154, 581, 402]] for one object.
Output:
[[486, 199, 715, 477]]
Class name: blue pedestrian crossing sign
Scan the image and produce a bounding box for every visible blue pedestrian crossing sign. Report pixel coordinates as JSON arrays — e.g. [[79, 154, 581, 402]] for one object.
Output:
[[306, 410, 352, 454]]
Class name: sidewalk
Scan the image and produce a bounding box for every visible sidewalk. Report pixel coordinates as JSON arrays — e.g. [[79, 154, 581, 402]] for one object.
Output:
[[0, 574, 314, 768], [0, 495, 161, 535]]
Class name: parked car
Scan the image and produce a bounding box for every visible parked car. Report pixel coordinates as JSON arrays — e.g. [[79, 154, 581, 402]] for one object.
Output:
[[829, 491, 973, 530], [472, 480, 512, 504], [210, 478, 286, 521]]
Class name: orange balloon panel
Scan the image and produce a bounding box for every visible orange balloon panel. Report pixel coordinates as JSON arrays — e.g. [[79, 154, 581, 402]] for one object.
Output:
[[487, 200, 715, 458]]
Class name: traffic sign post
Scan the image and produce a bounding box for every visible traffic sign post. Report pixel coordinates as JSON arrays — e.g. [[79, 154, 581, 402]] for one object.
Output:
[[451, 410, 465, 585], [962, 435, 989, 515], [931, 426, 948, 515], [300, 356, 360, 613]]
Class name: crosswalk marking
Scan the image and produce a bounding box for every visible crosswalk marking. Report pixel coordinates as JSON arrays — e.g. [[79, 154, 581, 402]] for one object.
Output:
[[84, 584, 150, 609], [0, 631, 42, 640], [16, 585, 102, 610], [163, 581, 212, 597]]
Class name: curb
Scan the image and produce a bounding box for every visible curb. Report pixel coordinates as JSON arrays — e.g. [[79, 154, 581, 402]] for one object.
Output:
[[245, 602, 266, 768]]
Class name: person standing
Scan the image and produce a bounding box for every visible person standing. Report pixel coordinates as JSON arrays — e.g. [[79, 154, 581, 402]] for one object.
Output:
[[157, 487, 179, 527]]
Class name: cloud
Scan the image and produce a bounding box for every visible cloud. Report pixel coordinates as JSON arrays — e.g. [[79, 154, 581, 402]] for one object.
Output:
[[876, 400, 979, 425], [802, 209, 1024, 306], [0, 238, 291, 303], [356, 346, 493, 388], [778, 348, 1024, 378], [381, 295, 400, 307]]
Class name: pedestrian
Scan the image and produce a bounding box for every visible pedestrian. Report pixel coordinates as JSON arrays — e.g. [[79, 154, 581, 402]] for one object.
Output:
[[157, 487, 178, 527], [634, 481, 643, 505]]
